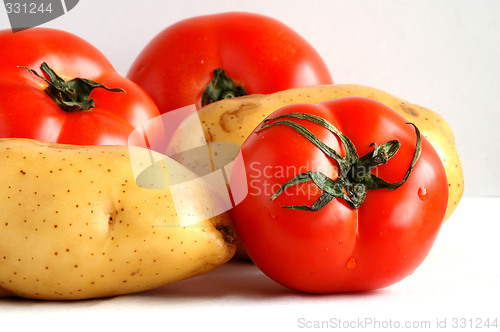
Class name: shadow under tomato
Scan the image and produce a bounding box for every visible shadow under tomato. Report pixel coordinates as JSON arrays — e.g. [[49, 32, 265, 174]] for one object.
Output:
[[137, 260, 386, 300], [137, 260, 293, 299]]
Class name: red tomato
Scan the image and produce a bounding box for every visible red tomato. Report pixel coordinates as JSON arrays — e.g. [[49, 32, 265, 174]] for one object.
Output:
[[0, 28, 162, 146], [230, 97, 448, 293], [127, 12, 333, 113]]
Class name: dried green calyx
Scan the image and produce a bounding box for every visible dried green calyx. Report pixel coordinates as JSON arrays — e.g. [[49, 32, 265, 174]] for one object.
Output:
[[20, 62, 125, 112], [201, 68, 247, 106], [256, 112, 421, 210]]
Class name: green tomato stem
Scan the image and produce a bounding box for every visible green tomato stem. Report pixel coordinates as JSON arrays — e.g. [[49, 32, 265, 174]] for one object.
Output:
[[201, 68, 247, 107], [258, 113, 421, 210], [19, 62, 125, 112]]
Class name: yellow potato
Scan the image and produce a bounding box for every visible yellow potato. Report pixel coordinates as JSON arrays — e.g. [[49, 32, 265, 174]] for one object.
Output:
[[170, 84, 463, 221], [0, 138, 236, 300]]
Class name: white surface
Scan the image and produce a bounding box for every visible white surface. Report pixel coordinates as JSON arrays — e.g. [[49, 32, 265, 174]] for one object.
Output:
[[1, 197, 499, 332], [0, 0, 499, 196]]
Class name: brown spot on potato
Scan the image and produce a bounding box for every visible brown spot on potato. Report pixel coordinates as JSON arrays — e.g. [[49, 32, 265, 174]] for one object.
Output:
[[400, 103, 419, 117], [220, 102, 260, 133]]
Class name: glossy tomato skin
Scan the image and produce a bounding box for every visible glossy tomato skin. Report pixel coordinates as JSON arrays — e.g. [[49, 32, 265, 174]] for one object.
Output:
[[0, 28, 161, 146], [230, 97, 448, 293], [127, 12, 333, 113]]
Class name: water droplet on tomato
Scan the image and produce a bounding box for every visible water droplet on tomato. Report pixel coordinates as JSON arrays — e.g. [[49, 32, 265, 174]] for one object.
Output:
[[338, 240, 343, 245], [346, 257, 356, 269], [418, 187, 428, 201]]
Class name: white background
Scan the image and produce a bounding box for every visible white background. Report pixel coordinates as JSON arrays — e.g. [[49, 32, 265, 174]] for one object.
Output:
[[1, 0, 499, 196], [1, 2, 500, 332]]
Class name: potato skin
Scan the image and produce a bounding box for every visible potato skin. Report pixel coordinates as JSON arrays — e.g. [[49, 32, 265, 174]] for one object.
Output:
[[178, 84, 463, 221], [0, 138, 235, 300]]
